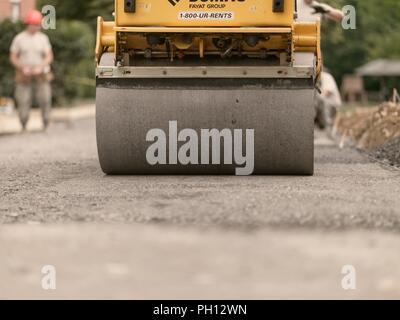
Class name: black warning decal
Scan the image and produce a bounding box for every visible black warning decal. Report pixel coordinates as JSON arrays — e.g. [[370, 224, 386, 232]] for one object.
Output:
[[168, 0, 181, 6]]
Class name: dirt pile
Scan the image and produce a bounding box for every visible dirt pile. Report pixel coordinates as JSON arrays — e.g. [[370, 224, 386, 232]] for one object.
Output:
[[335, 90, 400, 147], [335, 90, 400, 167]]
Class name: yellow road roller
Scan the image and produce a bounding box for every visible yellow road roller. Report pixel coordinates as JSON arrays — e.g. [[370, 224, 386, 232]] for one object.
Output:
[[95, 0, 321, 175]]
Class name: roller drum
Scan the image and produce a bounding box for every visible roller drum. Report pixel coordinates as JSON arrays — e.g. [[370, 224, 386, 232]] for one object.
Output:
[[96, 77, 315, 175]]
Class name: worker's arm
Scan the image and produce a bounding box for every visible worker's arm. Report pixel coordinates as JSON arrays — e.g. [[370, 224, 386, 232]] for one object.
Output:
[[10, 51, 34, 77], [10, 52, 24, 71], [41, 50, 54, 69], [312, 2, 344, 22], [326, 7, 345, 22], [45, 50, 54, 66]]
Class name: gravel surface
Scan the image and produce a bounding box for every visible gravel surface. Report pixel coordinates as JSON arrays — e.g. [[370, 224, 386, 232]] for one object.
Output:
[[1, 119, 400, 230], [370, 137, 400, 168], [1, 116, 400, 299]]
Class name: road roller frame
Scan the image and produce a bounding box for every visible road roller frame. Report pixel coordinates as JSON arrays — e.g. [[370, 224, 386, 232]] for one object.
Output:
[[95, 0, 321, 175]]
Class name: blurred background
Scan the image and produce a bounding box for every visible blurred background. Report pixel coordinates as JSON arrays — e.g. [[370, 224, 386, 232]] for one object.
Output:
[[0, 0, 399, 107], [322, 0, 400, 103], [0, 0, 113, 108]]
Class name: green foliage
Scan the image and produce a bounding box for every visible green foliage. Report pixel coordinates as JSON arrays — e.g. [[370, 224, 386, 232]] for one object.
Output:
[[44, 20, 95, 105], [0, 20, 24, 97], [323, 0, 400, 84], [37, 0, 114, 28]]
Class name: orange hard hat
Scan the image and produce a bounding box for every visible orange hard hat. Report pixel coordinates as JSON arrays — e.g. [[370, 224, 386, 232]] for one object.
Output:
[[25, 10, 43, 26]]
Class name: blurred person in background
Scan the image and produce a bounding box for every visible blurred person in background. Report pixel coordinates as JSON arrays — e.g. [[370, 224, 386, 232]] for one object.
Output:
[[315, 71, 343, 129], [10, 10, 53, 132], [297, 0, 344, 129]]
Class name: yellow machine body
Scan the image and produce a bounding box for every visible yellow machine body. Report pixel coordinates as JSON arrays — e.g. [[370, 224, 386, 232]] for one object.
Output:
[[95, 0, 321, 175], [96, 0, 321, 75], [115, 0, 294, 27]]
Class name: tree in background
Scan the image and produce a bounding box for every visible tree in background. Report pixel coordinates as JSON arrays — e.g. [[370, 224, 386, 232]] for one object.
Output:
[[47, 20, 95, 106], [0, 20, 24, 99], [37, 0, 114, 27], [323, 0, 400, 85]]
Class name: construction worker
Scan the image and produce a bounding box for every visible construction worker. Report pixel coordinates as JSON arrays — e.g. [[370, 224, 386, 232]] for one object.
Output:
[[297, 0, 344, 22], [10, 10, 53, 132], [297, 0, 344, 128], [315, 71, 343, 129]]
